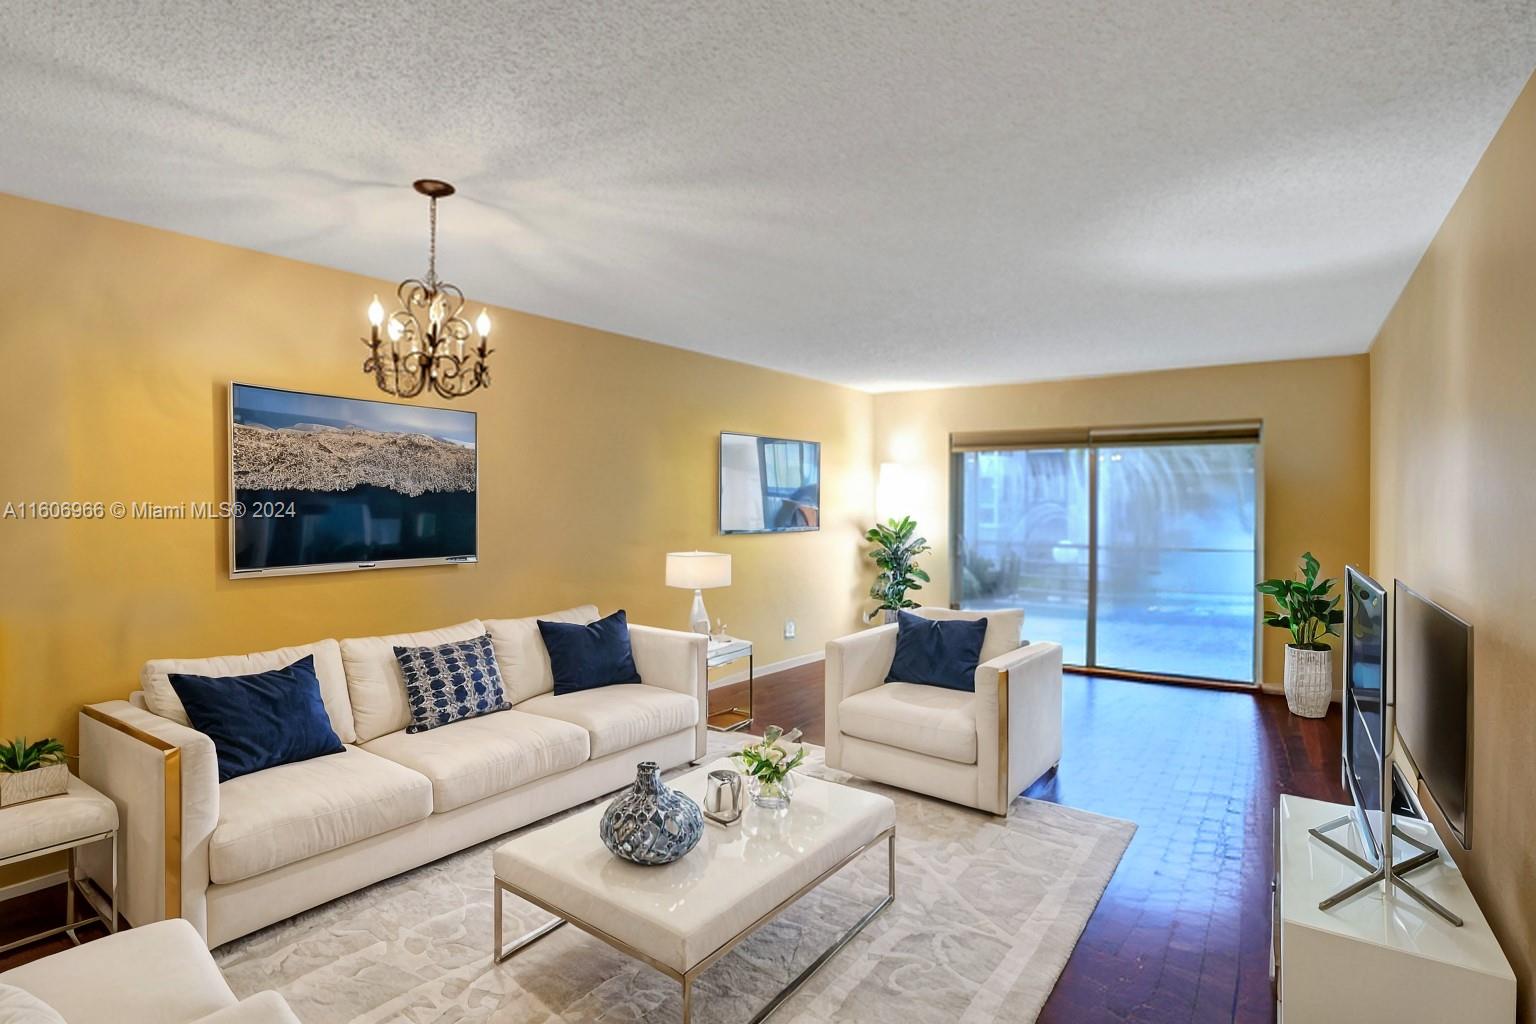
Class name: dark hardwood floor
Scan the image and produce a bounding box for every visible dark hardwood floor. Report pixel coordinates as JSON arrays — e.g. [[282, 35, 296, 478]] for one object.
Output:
[[721, 662, 1344, 1023], [5, 665, 1343, 1024]]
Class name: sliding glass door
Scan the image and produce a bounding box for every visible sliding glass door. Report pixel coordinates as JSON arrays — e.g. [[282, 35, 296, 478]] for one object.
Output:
[[954, 448, 1090, 664], [954, 434, 1259, 683]]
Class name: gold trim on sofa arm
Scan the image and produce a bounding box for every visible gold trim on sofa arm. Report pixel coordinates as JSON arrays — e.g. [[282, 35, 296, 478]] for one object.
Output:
[[80, 704, 182, 920], [996, 669, 1010, 817]]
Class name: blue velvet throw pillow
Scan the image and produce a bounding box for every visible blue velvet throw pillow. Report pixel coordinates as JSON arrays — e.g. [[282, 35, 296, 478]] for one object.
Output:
[[885, 611, 989, 692], [537, 609, 643, 695], [394, 632, 511, 734], [169, 655, 346, 783]]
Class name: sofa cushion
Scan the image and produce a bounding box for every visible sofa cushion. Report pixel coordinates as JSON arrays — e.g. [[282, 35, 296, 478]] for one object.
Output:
[[517, 685, 698, 759], [361, 709, 591, 812], [210, 747, 432, 884], [886, 611, 988, 691], [537, 609, 643, 695], [142, 638, 356, 744], [0, 984, 64, 1024], [394, 633, 510, 734], [913, 606, 1024, 664], [169, 655, 346, 781], [839, 682, 978, 765], [340, 620, 486, 743], [483, 605, 599, 704]]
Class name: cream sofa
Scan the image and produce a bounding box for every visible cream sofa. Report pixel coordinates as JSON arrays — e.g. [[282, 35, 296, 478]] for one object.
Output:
[[824, 607, 1063, 816], [77, 606, 707, 948], [0, 919, 299, 1022]]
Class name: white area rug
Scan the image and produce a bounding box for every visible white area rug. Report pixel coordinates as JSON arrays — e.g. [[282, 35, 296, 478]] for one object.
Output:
[[215, 736, 1134, 1023]]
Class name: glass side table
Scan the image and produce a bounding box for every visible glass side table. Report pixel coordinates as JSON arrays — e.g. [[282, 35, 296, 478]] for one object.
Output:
[[705, 637, 753, 732]]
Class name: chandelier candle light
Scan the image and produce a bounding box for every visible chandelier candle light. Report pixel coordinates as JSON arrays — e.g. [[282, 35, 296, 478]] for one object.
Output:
[[363, 179, 493, 400]]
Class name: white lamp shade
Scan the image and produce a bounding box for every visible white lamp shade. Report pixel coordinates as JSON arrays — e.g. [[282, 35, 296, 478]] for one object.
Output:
[[666, 551, 731, 590]]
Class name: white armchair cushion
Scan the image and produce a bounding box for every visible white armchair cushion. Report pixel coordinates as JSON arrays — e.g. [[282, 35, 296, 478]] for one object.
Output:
[[0, 984, 64, 1024], [838, 683, 978, 764], [911, 606, 1025, 664], [210, 747, 432, 883], [0, 920, 235, 1024], [340, 620, 486, 742], [141, 638, 356, 745], [362, 709, 590, 812], [483, 605, 600, 704], [518, 685, 698, 758]]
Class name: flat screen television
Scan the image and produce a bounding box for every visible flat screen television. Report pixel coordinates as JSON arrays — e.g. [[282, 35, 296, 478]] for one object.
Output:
[[1342, 566, 1389, 864], [719, 432, 820, 534], [229, 383, 477, 577], [1394, 581, 1474, 849]]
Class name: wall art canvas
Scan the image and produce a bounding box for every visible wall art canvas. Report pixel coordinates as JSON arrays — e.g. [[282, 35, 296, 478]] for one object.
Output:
[[229, 383, 477, 577]]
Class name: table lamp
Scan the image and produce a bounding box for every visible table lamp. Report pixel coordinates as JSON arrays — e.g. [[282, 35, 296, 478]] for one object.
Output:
[[666, 551, 731, 635]]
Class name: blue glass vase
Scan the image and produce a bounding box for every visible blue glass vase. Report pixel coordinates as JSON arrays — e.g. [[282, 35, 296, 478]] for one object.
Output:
[[599, 761, 703, 865]]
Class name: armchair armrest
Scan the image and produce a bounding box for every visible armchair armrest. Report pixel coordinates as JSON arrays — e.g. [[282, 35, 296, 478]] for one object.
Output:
[[824, 623, 898, 768], [629, 624, 709, 760], [973, 642, 1064, 815], [192, 991, 303, 1024], [78, 702, 220, 940]]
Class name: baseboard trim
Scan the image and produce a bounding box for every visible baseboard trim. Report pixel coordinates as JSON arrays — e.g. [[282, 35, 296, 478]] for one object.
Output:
[[0, 869, 67, 903], [708, 650, 824, 690]]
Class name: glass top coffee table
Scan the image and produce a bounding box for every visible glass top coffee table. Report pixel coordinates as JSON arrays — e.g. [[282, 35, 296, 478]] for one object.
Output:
[[492, 758, 897, 1023]]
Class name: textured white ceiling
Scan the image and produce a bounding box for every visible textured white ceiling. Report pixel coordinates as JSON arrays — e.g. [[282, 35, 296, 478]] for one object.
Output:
[[2, 2, 1534, 391]]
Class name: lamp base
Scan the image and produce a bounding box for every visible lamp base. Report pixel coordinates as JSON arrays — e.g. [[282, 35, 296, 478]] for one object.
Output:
[[689, 590, 711, 635]]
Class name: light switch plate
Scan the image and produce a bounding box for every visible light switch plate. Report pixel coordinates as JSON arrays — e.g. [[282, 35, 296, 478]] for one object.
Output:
[[783, 618, 797, 639]]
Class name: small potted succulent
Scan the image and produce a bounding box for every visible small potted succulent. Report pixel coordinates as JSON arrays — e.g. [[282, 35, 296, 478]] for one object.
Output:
[[734, 726, 807, 810], [0, 737, 70, 806], [1257, 552, 1343, 718]]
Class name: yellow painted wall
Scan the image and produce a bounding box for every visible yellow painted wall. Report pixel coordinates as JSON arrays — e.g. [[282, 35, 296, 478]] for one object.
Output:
[[1370, 73, 1536, 1020], [0, 191, 874, 755], [870, 355, 1372, 691]]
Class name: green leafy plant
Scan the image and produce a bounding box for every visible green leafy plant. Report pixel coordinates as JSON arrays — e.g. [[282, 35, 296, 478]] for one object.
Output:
[[0, 737, 67, 774], [1257, 552, 1343, 649], [733, 726, 806, 786], [866, 516, 931, 615]]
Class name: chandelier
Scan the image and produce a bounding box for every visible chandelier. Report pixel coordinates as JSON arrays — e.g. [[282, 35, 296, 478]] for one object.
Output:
[[363, 179, 492, 400]]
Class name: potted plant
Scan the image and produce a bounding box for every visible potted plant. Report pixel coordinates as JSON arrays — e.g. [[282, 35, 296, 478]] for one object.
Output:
[[0, 737, 70, 806], [734, 726, 807, 809], [1257, 552, 1343, 718], [866, 516, 932, 623]]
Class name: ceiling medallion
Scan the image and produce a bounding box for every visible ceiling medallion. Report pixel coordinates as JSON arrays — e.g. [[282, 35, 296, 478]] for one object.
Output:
[[363, 179, 492, 400]]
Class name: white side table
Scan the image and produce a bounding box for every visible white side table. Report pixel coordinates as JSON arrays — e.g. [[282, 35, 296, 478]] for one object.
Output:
[[0, 776, 118, 954], [705, 637, 753, 732]]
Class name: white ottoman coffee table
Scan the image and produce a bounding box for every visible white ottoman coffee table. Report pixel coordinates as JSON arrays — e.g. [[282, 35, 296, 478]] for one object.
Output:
[[492, 758, 896, 1023]]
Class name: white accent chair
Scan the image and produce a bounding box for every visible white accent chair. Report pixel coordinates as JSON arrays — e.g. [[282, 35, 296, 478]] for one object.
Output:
[[0, 919, 299, 1022], [825, 607, 1063, 816]]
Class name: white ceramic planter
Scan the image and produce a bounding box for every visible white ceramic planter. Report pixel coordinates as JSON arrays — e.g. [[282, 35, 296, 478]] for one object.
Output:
[[1284, 645, 1332, 718], [0, 762, 69, 806]]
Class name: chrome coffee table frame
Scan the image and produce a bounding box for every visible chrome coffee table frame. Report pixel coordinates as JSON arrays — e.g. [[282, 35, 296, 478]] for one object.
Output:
[[494, 826, 895, 1024]]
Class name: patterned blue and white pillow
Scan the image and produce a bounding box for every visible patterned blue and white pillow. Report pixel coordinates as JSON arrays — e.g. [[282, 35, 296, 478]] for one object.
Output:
[[393, 633, 510, 734]]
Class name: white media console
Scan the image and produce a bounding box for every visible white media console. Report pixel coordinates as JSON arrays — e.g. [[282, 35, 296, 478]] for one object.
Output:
[[1273, 795, 1514, 1022]]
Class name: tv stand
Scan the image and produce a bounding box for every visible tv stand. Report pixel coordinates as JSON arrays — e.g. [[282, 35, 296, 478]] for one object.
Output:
[[1273, 796, 1513, 1023], [1308, 814, 1461, 925]]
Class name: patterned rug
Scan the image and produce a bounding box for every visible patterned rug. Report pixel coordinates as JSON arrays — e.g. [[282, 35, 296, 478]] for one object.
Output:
[[214, 735, 1135, 1023]]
